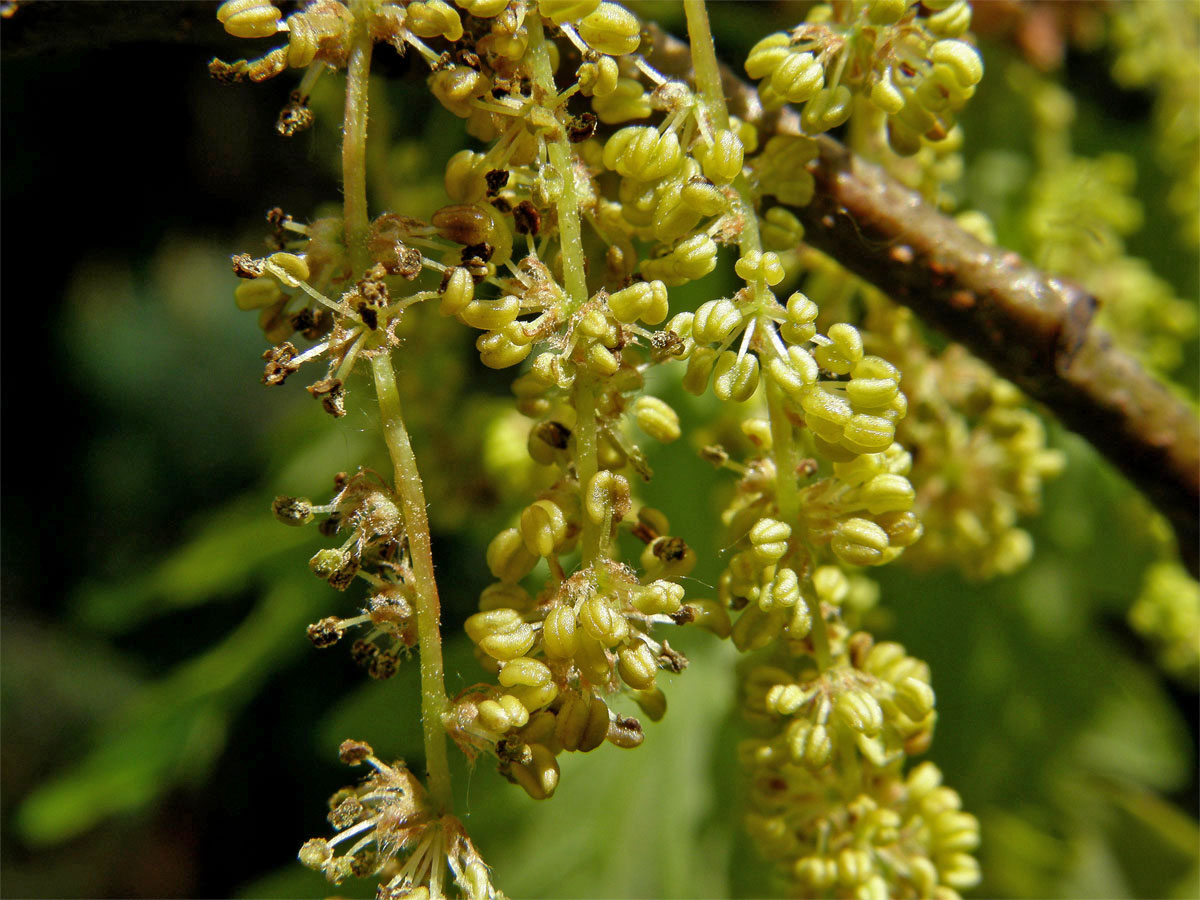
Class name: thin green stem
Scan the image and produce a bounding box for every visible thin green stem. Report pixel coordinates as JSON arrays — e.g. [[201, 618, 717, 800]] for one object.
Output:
[[686, 0, 830, 668], [684, 0, 729, 132], [343, 0, 375, 274], [527, 14, 602, 563], [342, 0, 451, 812], [371, 354, 454, 812]]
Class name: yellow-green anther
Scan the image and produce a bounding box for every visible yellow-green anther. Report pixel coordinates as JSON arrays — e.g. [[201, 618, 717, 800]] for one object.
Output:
[[509, 743, 559, 800], [801, 84, 853, 132], [592, 77, 652, 123], [766, 682, 806, 715], [541, 605, 579, 659], [519, 499, 568, 558], [499, 656, 553, 688], [430, 65, 491, 117], [812, 565, 850, 605], [782, 291, 819, 344], [439, 266, 475, 316], [895, 676, 936, 721], [633, 396, 682, 443], [234, 278, 284, 310], [477, 327, 533, 369], [847, 377, 901, 409], [486, 527, 538, 583], [507, 681, 558, 712], [477, 698, 519, 733], [603, 126, 683, 181], [834, 689, 884, 735], [842, 414, 897, 455], [794, 855, 838, 891], [464, 607, 524, 643], [479, 581, 533, 612], [695, 129, 744, 184], [579, 593, 629, 647], [713, 350, 761, 402], [787, 595, 812, 638], [769, 50, 824, 104], [832, 518, 890, 567], [731, 604, 786, 651], [632, 687, 667, 722], [217, 0, 281, 38], [479, 622, 537, 660], [537, 0, 601, 25], [860, 473, 915, 514], [577, 54, 620, 96], [767, 567, 800, 608], [633, 579, 685, 615], [683, 347, 718, 395], [576, 1, 641, 55], [693, 298, 743, 345], [267, 251, 310, 286], [734, 250, 786, 286], [760, 206, 806, 250], [680, 177, 726, 215], [688, 598, 732, 637], [749, 517, 791, 562], [744, 32, 790, 80], [617, 642, 658, 690], [927, 0, 972, 39], [608, 280, 669, 325], [868, 0, 910, 25], [406, 0, 463, 40], [584, 469, 630, 525]]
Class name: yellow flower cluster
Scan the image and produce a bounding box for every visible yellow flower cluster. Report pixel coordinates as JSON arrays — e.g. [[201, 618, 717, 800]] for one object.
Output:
[[744, 0, 982, 154]]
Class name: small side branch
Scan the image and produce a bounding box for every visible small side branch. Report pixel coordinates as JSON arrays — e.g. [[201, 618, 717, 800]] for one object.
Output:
[[646, 26, 1199, 576]]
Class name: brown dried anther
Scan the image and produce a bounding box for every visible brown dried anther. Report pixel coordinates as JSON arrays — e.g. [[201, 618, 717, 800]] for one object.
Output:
[[513, 200, 541, 236], [567, 112, 597, 143], [262, 342, 300, 385], [307, 616, 345, 648], [308, 377, 346, 417], [485, 169, 510, 195], [338, 739, 372, 765], [278, 90, 314, 137], [232, 253, 265, 279]]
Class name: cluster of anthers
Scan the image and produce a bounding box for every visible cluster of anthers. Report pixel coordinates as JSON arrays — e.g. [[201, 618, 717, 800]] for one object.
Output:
[[299, 740, 500, 899], [216, 0, 986, 895], [744, 0, 982, 155]]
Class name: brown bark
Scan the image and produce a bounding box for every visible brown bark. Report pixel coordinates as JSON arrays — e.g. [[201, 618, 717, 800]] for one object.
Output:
[[646, 25, 1199, 576]]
